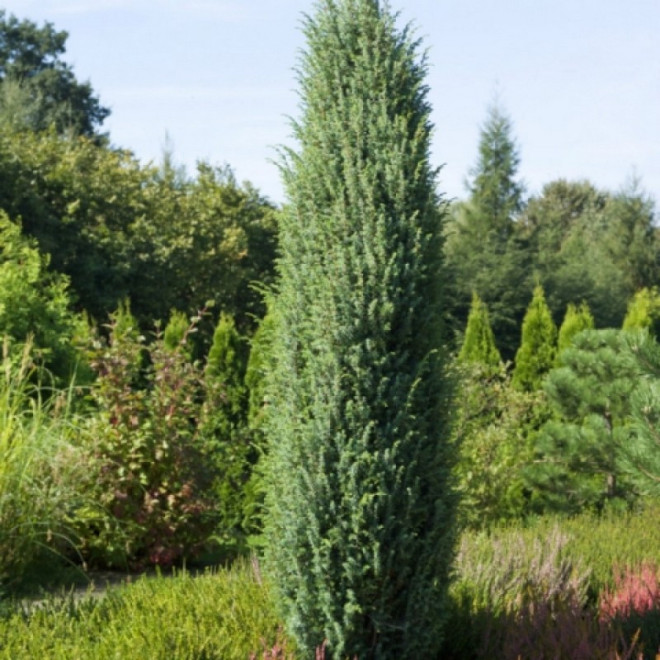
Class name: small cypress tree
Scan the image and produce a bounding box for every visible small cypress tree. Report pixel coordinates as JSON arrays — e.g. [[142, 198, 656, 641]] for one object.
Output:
[[262, 1, 455, 657], [622, 287, 660, 336], [458, 291, 501, 368], [244, 308, 276, 431], [242, 307, 277, 542], [163, 309, 193, 358], [202, 312, 251, 551], [205, 312, 248, 431], [512, 284, 557, 391], [556, 302, 594, 360]]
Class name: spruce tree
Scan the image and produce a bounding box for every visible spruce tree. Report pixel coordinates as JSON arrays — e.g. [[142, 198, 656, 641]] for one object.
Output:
[[467, 102, 525, 235], [443, 103, 529, 359], [557, 302, 594, 360], [458, 291, 501, 368], [262, 1, 455, 657], [512, 284, 557, 391]]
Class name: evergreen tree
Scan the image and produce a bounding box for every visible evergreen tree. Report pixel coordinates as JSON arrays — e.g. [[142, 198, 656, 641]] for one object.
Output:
[[204, 312, 248, 435], [458, 291, 501, 368], [619, 330, 660, 495], [262, 1, 455, 657], [512, 285, 557, 391], [444, 103, 528, 359], [245, 308, 276, 431], [202, 312, 251, 552], [622, 287, 660, 336], [527, 329, 641, 512], [163, 309, 192, 356], [467, 102, 525, 235], [557, 302, 594, 359]]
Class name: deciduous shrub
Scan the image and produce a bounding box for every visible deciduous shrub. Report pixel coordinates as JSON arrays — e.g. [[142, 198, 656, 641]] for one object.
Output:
[[75, 306, 219, 568]]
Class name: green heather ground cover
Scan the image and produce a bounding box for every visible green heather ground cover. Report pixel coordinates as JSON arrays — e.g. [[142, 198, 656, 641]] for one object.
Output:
[[2, 505, 660, 659], [0, 560, 292, 660]]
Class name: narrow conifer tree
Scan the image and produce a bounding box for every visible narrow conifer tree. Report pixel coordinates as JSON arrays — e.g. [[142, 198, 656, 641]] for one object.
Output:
[[512, 284, 557, 391], [163, 309, 193, 358], [458, 291, 501, 368], [622, 287, 660, 336], [203, 313, 251, 549], [556, 302, 594, 360], [262, 1, 455, 657], [205, 312, 248, 433]]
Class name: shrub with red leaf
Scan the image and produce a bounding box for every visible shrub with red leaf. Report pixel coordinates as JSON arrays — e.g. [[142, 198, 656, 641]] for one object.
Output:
[[74, 306, 220, 568], [601, 564, 660, 621]]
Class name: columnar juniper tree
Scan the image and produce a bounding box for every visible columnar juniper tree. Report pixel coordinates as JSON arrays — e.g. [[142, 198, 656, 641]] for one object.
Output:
[[262, 1, 455, 657]]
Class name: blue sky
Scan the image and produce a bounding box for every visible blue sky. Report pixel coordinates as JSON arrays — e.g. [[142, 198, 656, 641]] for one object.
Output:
[[3, 0, 659, 207]]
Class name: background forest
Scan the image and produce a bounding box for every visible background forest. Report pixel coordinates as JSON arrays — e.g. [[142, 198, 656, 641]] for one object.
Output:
[[2, 6, 660, 659]]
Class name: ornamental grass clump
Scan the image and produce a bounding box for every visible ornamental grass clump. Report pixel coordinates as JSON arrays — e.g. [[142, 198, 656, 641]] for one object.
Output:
[[0, 338, 86, 590]]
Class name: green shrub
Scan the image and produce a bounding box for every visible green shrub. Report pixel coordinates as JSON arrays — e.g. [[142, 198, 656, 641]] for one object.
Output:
[[452, 361, 549, 528], [0, 211, 80, 382]]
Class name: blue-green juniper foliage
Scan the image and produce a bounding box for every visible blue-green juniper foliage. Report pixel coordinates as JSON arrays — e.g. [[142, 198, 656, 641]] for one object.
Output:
[[262, 0, 456, 657]]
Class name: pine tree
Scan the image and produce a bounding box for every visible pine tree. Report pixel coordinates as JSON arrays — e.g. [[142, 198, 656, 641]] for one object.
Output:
[[527, 329, 641, 512], [458, 291, 501, 368], [557, 302, 594, 360], [262, 1, 455, 656], [512, 284, 557, 391], [620, 330, 660, 495]]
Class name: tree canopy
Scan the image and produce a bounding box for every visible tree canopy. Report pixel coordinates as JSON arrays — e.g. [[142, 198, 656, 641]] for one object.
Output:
[[0, 11, 109, 136]]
